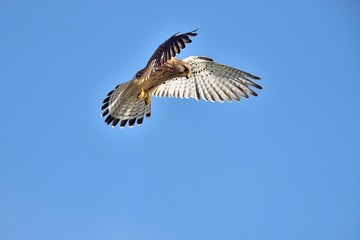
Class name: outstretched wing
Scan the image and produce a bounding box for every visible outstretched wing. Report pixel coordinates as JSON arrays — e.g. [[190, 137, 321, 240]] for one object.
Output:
[[138, 30, 198, 80], [152, 56, 262, 102]]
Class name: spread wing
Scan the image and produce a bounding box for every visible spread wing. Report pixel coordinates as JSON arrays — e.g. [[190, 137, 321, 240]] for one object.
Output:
[[152, 56, 262, 102], [137, 30, 198, 80]]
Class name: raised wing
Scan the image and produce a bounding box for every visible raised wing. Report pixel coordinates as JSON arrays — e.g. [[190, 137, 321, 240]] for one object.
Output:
[[152, 56, 262, 102], [138, 30, 198, 80]]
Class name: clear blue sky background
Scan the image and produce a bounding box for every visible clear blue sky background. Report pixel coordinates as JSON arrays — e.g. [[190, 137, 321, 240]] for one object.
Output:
[[1, 0, 359, 239]]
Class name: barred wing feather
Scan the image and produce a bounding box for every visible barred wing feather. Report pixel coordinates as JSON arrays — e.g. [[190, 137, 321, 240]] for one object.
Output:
[[153, 56, 262, 102]]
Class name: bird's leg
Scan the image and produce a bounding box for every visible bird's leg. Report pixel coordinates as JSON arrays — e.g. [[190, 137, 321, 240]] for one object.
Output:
[[138, 88, 151, 105], [137, 88, 145, 100], [145, 93, 151, 105]]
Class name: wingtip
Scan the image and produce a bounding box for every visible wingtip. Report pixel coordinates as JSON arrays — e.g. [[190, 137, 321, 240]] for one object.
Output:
[[189, 29, 198, 36], [174, 29, 198, 37], [174, 29, 198, 36], [250, 74, 261, 80], [101, 109, 109, 117]]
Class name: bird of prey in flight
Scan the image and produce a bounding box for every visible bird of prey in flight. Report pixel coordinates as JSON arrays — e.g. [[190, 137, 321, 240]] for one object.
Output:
[[101, 30, 261, 128]]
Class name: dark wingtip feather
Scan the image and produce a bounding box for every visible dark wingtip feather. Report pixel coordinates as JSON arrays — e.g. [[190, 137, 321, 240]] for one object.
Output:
[[105, 115, 114, 125], [137, 117, 144, 125], [146, 112, 151, 118], [252, 81, 263, 90], [128, 118, 136, 127], [101, 102, 109, 110], [103, 96, 110, 104], [107, 90, 114, 96], [101, 109, 109, 117], [112, 118, 120, 127], [120, 119, 128, 128], [177, 38, 185, 49], [248, 73, 261, 80], [188, 29, 198, 36]]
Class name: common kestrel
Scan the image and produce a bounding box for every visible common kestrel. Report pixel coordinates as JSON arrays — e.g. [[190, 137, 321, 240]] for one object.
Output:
[[101, 30, 262, 128]]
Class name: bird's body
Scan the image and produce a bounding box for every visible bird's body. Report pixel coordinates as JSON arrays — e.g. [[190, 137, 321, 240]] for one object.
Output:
[[101, 30, 262, 128], [136, 58, 191, 94]]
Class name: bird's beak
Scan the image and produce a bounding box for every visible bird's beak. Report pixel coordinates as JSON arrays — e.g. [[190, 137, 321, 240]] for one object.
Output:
[[186, 69, 192, 79]]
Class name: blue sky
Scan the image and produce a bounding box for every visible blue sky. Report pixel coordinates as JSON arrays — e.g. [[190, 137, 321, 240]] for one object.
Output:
[[1, 0, 359, 239]]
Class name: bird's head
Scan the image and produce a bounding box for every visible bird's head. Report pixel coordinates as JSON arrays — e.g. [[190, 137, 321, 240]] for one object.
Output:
[[177, 62, 192, 79]]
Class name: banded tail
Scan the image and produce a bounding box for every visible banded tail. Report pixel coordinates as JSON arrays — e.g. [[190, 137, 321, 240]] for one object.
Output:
[[101, 81, 151, 128]]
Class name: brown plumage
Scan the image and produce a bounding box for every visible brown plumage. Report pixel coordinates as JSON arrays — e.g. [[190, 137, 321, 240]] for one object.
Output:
[[101, 30, 262, 128]]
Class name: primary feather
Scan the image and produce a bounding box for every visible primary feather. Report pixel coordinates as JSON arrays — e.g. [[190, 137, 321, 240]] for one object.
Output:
[[152, 56, 261, 102]]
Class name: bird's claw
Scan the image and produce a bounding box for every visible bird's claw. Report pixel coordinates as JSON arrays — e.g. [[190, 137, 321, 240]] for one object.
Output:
[[137, 89, 145, 100], [145, 94, 151, 105]]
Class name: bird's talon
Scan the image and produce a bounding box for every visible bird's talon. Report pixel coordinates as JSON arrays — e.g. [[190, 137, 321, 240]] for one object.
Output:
[[145, 95, 151, 105], [137, 89, 145, 100]]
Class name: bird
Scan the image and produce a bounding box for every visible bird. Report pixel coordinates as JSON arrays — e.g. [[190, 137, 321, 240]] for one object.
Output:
[[101, 30, 262, 128]]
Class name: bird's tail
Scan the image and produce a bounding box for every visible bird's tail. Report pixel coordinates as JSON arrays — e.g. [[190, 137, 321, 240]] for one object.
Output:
[[101, 81, 151, 128]]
